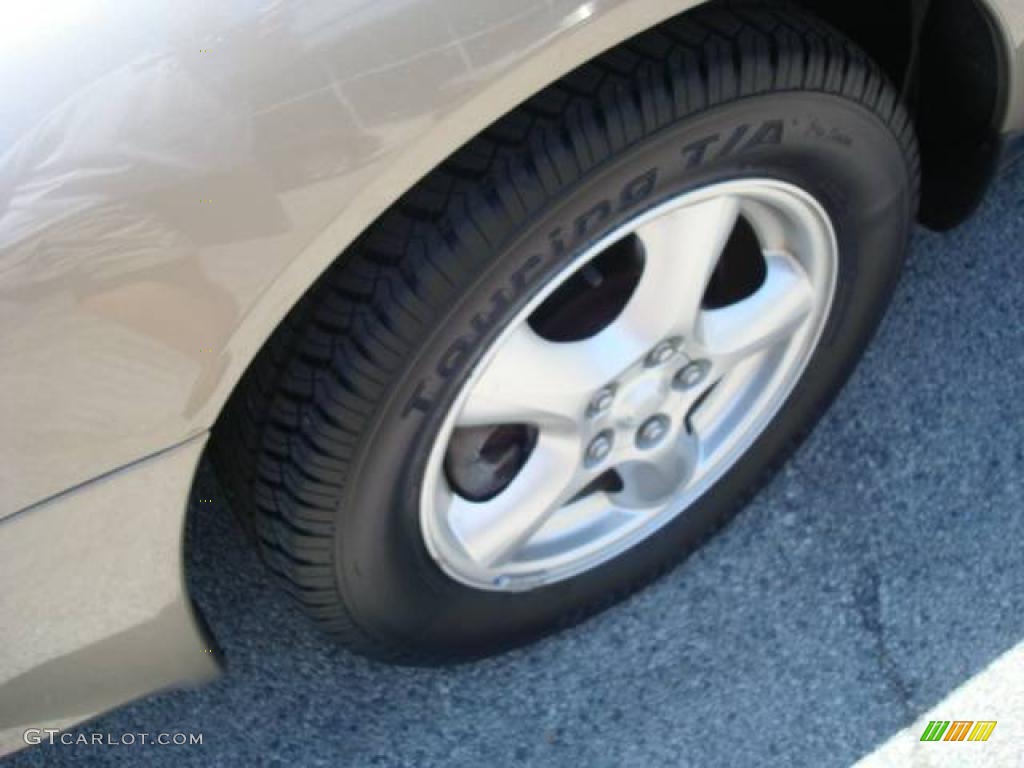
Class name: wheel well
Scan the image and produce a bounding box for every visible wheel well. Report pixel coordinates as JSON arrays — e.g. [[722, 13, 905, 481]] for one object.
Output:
[[205, 0, 1008, 503], [793, 0, 1008, 229]]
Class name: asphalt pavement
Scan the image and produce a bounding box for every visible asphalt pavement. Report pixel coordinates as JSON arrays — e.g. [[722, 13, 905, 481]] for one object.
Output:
[[8, 164, 1024, 768]]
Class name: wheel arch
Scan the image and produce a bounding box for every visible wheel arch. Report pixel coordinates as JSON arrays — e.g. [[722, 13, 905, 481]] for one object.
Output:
[[795, 0, 1013, 229], [202, 0, 710, 448], [205, 0, 1014, 491]]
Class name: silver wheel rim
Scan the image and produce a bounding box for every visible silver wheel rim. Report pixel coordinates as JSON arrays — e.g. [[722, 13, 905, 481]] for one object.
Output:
[[420, 179, 838, 592]]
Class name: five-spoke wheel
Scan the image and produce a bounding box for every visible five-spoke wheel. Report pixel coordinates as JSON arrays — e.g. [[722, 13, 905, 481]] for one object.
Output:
[[422, 180, 837, 590]]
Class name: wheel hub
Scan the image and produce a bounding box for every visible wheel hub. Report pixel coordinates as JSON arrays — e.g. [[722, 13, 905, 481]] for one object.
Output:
[[613, 373, 670, 427]]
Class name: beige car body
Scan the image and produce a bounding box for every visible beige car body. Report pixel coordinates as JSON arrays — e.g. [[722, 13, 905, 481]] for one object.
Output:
[[2, 0, 1023, 752]]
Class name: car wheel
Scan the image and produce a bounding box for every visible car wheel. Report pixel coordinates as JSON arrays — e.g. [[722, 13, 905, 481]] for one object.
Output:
[[214, 3, 919, 662]]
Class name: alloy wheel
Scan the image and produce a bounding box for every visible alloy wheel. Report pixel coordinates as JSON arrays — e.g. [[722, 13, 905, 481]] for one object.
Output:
[[421, 179, 837, 591]]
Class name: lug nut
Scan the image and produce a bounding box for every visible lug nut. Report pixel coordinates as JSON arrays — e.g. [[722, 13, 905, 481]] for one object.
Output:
[[587, 384, 616, 418], [636, 414, 670, 449], [673, 359, 711, 390], [585, 430, 615, 467], [646, 337, 682, 367]]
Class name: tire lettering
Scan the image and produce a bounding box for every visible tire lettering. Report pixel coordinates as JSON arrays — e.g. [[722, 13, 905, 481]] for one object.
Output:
[[681, 133, 720, 169], [716, 123, 750, 158], [470, 289, 510, 336], [438, 337, 472, 378], [511, 252, 545, 294], [405, 120, 794, 419], [401, 379, 437, 418], [680, 119, 785, 169], [746, 119, 784, 151], [620, 168, 658, 209], [574, 200, 612, 240], [548, 227, 568, 257], [401, 167, 660, 419]]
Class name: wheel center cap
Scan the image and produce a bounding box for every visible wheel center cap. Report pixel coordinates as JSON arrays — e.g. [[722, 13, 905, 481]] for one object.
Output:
[[615, 375, 667, 425]]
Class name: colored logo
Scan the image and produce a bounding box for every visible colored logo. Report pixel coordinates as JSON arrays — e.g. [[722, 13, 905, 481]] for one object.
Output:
[[920, 721, 997, 742]]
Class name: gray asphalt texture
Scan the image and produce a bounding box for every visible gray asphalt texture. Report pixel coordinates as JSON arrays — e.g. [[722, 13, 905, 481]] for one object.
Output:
[[9, 164, 1024, 768]]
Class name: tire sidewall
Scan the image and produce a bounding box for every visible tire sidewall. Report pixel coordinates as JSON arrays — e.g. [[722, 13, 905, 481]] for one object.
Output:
[[337, 92, 913, 656]]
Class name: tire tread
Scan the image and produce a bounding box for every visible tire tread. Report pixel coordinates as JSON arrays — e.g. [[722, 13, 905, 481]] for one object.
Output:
[[212, 2, 919, 662]]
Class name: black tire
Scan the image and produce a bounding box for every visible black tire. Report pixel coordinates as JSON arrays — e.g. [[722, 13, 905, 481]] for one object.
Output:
[[213, 3, 919, 663]]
